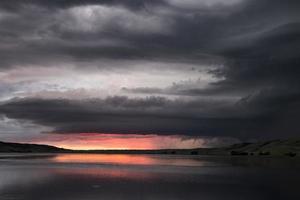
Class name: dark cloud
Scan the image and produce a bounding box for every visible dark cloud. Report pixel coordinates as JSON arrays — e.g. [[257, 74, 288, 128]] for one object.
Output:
[[0, 0, 165, 11], [0, 92, 299, 140], [0, 0, 299, 141], [0, 0, 297, 69]]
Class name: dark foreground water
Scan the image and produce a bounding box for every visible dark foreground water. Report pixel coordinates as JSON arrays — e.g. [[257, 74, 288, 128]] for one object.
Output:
[[0, 154, 300, 200]]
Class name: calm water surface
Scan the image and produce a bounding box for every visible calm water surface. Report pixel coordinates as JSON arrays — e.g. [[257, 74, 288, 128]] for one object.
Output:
[[0, 154, 299, 200]]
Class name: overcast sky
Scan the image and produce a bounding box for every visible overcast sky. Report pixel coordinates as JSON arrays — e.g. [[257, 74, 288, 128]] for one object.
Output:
[[0, 0, 299, 148]]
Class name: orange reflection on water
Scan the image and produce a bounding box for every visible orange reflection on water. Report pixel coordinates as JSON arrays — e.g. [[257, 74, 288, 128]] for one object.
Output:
[[52, 154, 157, 166], [51, 167, 157, 181], [52, 154, 208, 167]]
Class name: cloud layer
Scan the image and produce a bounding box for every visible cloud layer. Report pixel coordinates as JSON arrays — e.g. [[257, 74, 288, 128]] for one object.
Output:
[[0, 0, 299, 143]]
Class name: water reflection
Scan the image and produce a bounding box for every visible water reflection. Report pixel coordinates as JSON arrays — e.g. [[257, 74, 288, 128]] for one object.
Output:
[[51, 167, 158, 181], [0, 154, 300, 200], [51, 154, 211, 167]]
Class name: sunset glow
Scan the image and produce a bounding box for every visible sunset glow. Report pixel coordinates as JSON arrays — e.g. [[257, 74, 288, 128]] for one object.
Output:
[[28, 133, 207, 150], [53, 154, 155, 165], [52, 154, 207, 167]]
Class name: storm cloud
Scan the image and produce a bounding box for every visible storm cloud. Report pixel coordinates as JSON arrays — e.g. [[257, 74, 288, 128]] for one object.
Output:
[[0, 0, 299, 142]]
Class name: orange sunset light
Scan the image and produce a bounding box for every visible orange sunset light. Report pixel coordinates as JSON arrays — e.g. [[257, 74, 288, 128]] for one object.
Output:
[[30, 133, 205, 150]]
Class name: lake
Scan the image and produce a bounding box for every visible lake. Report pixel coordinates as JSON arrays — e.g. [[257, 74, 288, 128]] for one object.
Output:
[[0, 154, 299, 200]]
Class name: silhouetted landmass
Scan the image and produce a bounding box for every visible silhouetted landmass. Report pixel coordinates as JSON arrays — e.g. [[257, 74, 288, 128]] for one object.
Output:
[[0, 139, 299, 157], [225, 139, 300, 157], [0, 141, 68, 153]]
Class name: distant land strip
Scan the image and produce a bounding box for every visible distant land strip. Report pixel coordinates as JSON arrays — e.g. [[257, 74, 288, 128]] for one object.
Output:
[[0, 139, 299, 157]]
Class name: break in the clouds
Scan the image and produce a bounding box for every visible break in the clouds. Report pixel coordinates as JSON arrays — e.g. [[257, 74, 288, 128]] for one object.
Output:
[[0, 0, 299, 147]]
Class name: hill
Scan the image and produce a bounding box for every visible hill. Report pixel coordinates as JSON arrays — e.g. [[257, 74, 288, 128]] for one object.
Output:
[[0, 141, 67, 153], [224, 139, 300, 156]]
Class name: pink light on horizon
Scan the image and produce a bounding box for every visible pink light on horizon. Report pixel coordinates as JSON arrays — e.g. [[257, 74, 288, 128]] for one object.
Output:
[[25, 133, 206, 150]]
